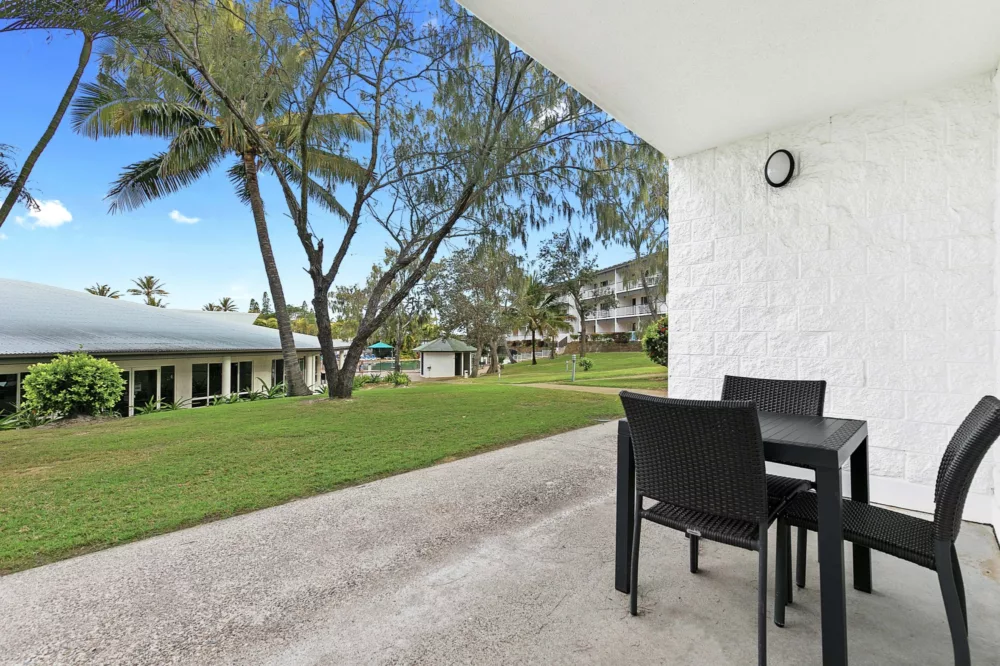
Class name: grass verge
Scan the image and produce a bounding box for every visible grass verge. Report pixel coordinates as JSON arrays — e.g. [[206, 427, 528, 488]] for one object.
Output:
[[0, 383, 623, 574]]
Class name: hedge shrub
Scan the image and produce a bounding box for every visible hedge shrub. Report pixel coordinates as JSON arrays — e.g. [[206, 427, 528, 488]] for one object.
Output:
[[21, 352, 126, 416], [641, 315, 669, 367]]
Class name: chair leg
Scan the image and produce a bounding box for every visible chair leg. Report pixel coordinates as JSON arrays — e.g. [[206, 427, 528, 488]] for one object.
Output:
[[774, 520, 787, 627], [758, 522, 768, 666], [951, 544, 968, 635], [936, 541, 971, 666], [689, 535, 699, 573], [629, 496, 643, 616], [795, 526, 807, 588], [785, 523, 793, 605]]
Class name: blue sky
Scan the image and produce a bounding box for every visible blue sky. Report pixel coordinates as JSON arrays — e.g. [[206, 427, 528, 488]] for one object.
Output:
[[0, 28, 632, 311]]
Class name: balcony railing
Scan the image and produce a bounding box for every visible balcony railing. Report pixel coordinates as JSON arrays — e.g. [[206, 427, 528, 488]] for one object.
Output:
[[581, 275, 663, 299], [580, 285, 616, 300], [584, 303, 666, 320]]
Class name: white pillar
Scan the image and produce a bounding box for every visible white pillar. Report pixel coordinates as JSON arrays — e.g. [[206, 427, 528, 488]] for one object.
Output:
[[221, 356, 232, 396], [306, 355, 315, 389]]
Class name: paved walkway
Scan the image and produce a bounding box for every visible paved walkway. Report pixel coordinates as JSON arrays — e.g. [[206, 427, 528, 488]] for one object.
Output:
[[1, 422, 998, 665]]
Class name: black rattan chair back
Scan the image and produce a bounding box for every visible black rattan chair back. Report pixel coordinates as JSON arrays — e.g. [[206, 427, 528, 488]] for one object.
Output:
[[620, 392, 769, 524], [721, 375, 826, 416], [933, 395, 1000, 542]]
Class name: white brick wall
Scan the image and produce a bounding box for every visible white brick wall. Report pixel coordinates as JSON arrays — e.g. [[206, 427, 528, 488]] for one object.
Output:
[[669, 74, 1000, 526]]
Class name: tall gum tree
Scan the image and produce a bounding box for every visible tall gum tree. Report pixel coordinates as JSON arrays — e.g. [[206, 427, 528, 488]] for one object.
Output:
[[156, 0, 625, 397]]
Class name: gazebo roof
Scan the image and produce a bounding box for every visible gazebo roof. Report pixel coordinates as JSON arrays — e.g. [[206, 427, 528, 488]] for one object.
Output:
[[368, 342, 394, 349], [414, 338, 477, 353]]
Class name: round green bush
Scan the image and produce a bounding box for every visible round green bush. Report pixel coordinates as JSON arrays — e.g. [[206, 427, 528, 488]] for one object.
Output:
[[21, 352, 126, 416], [578, 358, 594, 371], [642, 315, 669, 367]]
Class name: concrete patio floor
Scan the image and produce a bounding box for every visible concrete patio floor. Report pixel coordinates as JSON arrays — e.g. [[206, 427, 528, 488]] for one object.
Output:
[[1, 421, 998, 665]]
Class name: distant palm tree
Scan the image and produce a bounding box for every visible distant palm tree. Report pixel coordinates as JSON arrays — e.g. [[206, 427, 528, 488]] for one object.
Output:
[[84, 283, 121, 299], [128, 276, 168, 306], [511, 276, 574, 365], [202, 303, 222, 311], [217, 297, 238, 312]]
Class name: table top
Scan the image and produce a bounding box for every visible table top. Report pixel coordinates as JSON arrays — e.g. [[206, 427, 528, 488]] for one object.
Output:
[[757, 412, 867, 469]]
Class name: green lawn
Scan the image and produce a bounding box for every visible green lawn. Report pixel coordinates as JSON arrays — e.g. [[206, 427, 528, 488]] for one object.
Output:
[[486, 352, 666, 388], [0, 383, 623, 574]]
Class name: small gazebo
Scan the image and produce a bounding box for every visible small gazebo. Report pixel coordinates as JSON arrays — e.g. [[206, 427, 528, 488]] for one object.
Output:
[[367, 341, 394, 359], [414, 337, 477, 378]]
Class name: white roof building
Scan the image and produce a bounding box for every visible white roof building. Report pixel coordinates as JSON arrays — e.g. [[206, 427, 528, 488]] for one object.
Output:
[[0, 279, 351, 414]]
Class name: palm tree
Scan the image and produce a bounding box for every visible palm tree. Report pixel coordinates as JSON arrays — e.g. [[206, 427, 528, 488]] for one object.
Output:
[[84, 283, 121, 299], [127, 276, 168, 305], [202, 303, 222, 311], [72, 2, 365, 396], [0, 0, 158, 229], [216, 297, 238, 312], [0, 144, 37, 212], [512, 277, 574, 365]]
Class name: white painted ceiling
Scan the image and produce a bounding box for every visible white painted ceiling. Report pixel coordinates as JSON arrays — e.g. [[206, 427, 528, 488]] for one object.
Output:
[[458, 0, 1000, 158]]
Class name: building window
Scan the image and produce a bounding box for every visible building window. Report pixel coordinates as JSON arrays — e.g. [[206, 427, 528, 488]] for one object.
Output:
[[271, 359, 284, 386], [160, 366, 175, 405], [641, 296, 648, 304], [191, 362, 223, 407], [0, 374, 17, 414], [230, 361, 253, 395], [600, 280, 608, 287]]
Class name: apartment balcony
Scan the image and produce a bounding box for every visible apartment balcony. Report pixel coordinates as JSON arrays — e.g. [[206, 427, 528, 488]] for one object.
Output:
[[581, 276, 663, 300], [580, 285, 616, 301], [584, 304, 667, 321], [619, 274, 661, 292]]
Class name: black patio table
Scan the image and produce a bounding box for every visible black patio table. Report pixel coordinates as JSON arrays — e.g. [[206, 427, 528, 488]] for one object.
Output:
[[614, 411, 871, 666]]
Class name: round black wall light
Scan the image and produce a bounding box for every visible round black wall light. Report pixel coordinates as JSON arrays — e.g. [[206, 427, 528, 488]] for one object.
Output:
[[764, 149, 795, 188]]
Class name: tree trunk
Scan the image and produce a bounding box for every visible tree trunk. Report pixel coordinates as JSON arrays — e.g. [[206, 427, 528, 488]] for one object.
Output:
[[531, 330, 537, 364], [470, 340, 481, 378], [0, 33, 93, 229], [312, 281, 341, 395], [486, 338, 500, 375], [330, 341, 366, 399], [574, 296, 587, 358], [242, 151, 310, 396]]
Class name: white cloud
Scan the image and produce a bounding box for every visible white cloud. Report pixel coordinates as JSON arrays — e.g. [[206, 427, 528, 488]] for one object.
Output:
[[0, 232, 7, 241], [169, 209, 200, 224], [17, 200, 73, 228]]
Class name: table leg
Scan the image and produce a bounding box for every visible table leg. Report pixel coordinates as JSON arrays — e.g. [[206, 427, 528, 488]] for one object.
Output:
[[615, 420, 635, 594], [850, 437, 872, 593], [816, 466, 848, 666]]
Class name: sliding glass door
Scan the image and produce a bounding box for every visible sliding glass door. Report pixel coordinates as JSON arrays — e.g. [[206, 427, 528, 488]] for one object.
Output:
[[191, 362, 223, 407]]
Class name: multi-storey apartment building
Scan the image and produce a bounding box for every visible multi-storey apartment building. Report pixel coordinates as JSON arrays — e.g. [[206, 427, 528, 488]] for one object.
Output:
[[507, 258, 668, 344], [575, 259, 668, 336]]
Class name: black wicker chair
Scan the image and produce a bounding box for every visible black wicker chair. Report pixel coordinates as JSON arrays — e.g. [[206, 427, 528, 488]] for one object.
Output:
[[776, 396, 1000, 666], [621, 392, 785, 666], [720, 374, 824, 610]]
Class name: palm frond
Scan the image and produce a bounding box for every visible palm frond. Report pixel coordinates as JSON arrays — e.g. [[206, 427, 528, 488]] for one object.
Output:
[[106, 151, 217, 213], [266, 112, 369, 145], [160, 125, 225, 175], [225, 159, 258, 212], [72, 72, 209, 139], [0, 0, 161, 42]]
